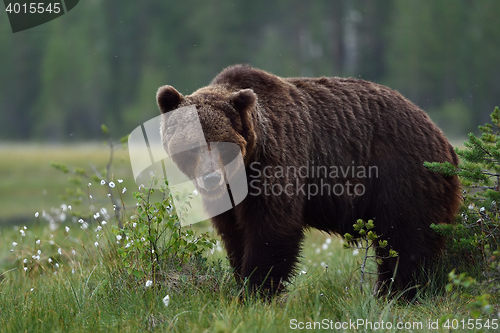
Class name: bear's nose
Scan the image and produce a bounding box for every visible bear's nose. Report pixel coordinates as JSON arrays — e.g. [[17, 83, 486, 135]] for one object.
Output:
[[202, 171, 222, 190]]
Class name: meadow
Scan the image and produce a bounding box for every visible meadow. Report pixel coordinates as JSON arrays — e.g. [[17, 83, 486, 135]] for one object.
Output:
[[0, 143, 496, 332]]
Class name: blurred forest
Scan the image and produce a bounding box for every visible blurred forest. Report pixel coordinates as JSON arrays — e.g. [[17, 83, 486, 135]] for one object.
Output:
[[0, 0, 499, 141]]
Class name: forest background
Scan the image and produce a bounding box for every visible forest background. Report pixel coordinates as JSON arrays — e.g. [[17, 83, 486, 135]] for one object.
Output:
[[1, 0, 500, 142]]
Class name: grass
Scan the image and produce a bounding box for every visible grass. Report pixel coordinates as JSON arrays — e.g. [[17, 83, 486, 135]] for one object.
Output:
[[0, 143, 134, 223], [0, 143, 497, 332], [0, 225, 480, 333]]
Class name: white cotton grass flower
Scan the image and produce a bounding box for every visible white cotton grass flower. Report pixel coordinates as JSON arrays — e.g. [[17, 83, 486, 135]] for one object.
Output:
[[163, 295, 170, 307], [88, 182, 92, 186], [118, 179, 123, 183], [20, 230, 25, 237], [101, 221, 107, 225], [145, 280, 153, 288], [93, 212, 100, 219], [94, 241, 99, 247], [12, 242, 17, 247], [122, 187, 127, 193], [48, 258, 52, 263], [65, 226, 70, 233], [23, 259, 28, 264], [100, 180, 106, 185], [35, 212, 39, 218], [58, 248, 62, 255], [353, 249, 360, 256], [95, 226, 102, 232], [36, 239, 41, 245], [109, 182, 115, 188]]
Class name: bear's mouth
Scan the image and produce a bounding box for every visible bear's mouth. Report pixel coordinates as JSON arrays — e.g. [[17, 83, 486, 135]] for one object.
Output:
[[194, 171, 228, 199]]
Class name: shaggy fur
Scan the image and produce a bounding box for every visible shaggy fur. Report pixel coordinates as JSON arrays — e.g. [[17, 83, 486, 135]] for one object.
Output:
[[157, 65, 462, 296]]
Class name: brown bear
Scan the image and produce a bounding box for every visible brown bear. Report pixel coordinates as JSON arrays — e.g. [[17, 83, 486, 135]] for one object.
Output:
[[157, 65, 461, 297]]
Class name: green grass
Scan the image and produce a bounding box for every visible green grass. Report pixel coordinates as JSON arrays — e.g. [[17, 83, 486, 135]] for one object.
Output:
[[0, 143, 135, 224], [0, 224, 492, 333], [0, 143, 497, 332]]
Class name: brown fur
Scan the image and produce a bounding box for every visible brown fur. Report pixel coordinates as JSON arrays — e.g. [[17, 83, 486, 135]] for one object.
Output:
[[157, 65, 462, 297]]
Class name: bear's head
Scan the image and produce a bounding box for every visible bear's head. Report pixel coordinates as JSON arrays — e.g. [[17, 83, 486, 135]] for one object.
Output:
[[157, 85, 257, 198]]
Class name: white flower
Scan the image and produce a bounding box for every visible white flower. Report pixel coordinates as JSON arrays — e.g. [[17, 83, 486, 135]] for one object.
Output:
[[35, 212, 39, 218], [78, 219, 84, 224], [55, 263, 59, 269], [107, 194, 111, 197], [145, 280, 153, 288], [109, 182, 115, 188], [48, 258, 52, 263], [118, 179, 123, 183], [95, 226, 102, 232], [116, 235, 122, 241], [20, 230, 25, 237], [101, 221, 107, 225], [139, 184, 145, 190], [37, 250, 41, 255], [122, 187, 127, 193], [23, 259, 28, 264], [193, 190, 198, 196], [480, 207, 485, 212], [93, 212, 100, 219], [100, 180, 106, 185], [61, 204, 67, 211], [72, 269, 75, 274], [71, 249, 76, 256], [468, 204, 474, 210], [132, 223, 137, 228], [353, 249, 360, 256], [49, 240, 55, 245], [12, 242, 17, 247], [24, 226, 27, 230], [125, 243, 131, 249], [81, 222, 89, 229], [325, 238, 332, 244], [65, 226, 70, 233], [163, 295, 170, 307], [24, 267, 28, 272], [58, 248, 62, 255], [141, 237, 146, 242], [322, 243, 328, 250], [94, 241, 99, 247], [88, 182, 92, 186], [89, 194, 93, 199], [36, 239, 41, 245]]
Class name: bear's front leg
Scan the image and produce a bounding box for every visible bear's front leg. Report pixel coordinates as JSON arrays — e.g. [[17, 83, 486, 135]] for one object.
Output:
[[211, 210, 245, 279], [240, 217, 304, 294]]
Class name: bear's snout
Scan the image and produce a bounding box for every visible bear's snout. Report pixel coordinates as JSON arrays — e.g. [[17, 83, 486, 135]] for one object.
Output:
[[201, 171, 223, 191]]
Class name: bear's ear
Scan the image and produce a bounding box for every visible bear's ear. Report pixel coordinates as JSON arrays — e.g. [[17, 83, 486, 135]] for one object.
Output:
[[230, 89, 257, 113], [157, 85, 184, 114]]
